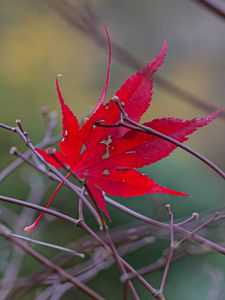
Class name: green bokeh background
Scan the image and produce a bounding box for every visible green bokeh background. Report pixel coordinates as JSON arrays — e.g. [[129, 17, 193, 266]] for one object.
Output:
[[0, 1, 224, 299]]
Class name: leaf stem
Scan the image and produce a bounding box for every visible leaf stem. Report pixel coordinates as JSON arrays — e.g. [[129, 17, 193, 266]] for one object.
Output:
[[24, 172, 72, 232]]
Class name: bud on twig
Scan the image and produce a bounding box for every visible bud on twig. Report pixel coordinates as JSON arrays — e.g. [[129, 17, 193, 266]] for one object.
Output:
[[9, 146, 18, 155]]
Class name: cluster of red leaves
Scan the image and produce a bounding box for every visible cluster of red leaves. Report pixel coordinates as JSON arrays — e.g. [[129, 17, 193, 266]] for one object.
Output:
[[32, 36, 218, 224]]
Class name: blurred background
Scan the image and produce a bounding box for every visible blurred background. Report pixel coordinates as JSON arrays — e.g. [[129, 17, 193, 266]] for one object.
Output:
[[0, 0, 225, 299]]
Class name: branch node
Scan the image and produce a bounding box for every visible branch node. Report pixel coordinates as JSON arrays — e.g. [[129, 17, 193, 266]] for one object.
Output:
[[9, 146, 18, 155], [15, 119, 22, 126], [192, 212, 199, 220]]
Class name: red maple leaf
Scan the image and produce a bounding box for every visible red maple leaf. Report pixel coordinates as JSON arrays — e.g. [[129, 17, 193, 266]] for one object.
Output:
[[25, 33, 219, 231]]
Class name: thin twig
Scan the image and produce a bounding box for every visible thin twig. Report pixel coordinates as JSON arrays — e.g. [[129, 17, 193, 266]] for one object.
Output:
[[0, 133, 60, 183], [177, 212, 199, 226], [9, 147, 58, 181], [122, 252, 187, 283], [10, 233, 85, 258], [0, 175, 46, 300], [0, 109, 60, 182], [103, 226, 139, 300], [79, 187, 85, 221], [32, 236, 153, 300], [175, 212, 225, 249], [0, 195, 79, 226], [159, 205, 175, 295]]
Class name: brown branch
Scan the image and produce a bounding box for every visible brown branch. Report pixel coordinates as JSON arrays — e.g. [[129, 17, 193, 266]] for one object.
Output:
[[0, 224, 105, 300], [30, 237, 153, 300], [122, 252, 187, 283], [0, 121, 101, 224], [5, 140, 224, 259], [5, 232, 154, 294], [1, 120, 225, 299], [83, 185, 140, 300], [81, 221, 160, 299]]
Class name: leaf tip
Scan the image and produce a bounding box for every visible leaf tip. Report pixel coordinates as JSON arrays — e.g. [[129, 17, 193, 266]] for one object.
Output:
[[92, 25, 112, 114]]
